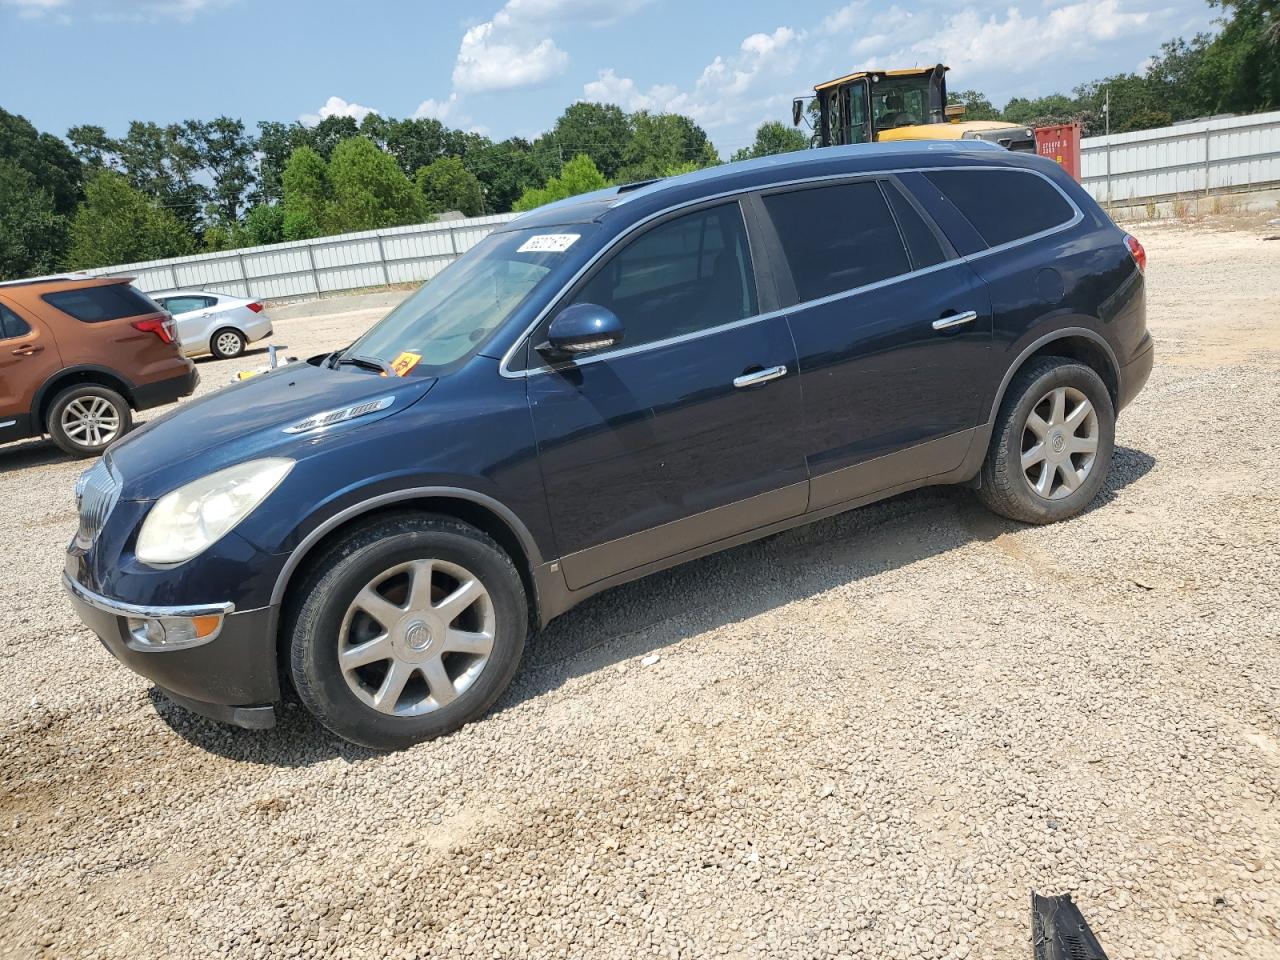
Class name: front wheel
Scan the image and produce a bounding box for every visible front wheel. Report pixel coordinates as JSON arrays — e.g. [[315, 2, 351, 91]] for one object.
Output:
[[976, 357, 1116, 524], [288, 514, 528, 750]]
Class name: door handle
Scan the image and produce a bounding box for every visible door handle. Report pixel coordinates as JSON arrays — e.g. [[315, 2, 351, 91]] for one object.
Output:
[[733, 364, 788, 388], [11, 345, 43, 357], [932, 310, 978, 331]]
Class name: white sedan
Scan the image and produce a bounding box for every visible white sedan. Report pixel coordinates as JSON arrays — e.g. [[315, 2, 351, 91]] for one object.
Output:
[[153, 290, 274, 360]]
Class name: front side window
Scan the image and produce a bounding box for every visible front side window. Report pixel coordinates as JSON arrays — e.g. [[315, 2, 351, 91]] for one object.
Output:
[[872, 77, 931, 129], [566, 202, 757, 350], [0, 304, 32, 340], [348, 227, 588, 375], [42, 284, 162, 323], [925, 169, 1075, 247], [764, 180, 912, 302]]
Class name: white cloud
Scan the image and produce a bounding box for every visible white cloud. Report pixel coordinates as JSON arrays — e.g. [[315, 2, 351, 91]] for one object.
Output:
[[299, 96, 380, 126], [582, 23, 805, 147], [414, 93, 459, 122], [453, 19, 569, 93]]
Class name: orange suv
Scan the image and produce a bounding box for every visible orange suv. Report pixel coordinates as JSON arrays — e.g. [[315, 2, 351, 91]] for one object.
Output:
[[0, 276, 198, 457]]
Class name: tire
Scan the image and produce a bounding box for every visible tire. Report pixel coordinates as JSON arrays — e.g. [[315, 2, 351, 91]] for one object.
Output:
[[210, 327, 246, 360], [287, 513, 528, 750], [976, 356, 1115, 525], [46, 384, 133, 458]]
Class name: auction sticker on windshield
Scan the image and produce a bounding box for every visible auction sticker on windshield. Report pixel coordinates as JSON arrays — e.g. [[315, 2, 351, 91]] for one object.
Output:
[[517, 234, 580, 254], [390, 351, 422, 377]]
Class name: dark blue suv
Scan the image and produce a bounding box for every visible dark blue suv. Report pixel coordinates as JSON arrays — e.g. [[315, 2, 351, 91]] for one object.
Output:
[[64, 141, 1153, 749]]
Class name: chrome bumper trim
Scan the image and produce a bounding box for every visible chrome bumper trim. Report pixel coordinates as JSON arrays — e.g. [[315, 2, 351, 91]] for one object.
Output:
[[62, 572, 235, 619]]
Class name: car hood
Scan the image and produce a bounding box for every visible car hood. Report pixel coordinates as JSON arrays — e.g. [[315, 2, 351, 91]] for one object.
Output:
[[109, 361, 437, 500]]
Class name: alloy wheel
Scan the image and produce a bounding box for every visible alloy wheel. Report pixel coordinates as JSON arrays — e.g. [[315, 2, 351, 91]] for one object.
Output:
[[215, 331, 243, 357], [60, 395, 121, 449], [1020, 386, 1099, 500], [338, 559, 496, 716]]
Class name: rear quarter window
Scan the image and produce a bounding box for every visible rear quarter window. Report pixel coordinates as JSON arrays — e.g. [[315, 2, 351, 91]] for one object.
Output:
[[43, 284, 162, 323], [924, 169, 1075, 248]]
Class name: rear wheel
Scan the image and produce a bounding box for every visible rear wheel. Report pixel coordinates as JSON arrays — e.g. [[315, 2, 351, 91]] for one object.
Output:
[[46, 384, 132, 458], [210, 327, 246, 360], [288, 514, 528, 750], [976, 357, 1115, 524]]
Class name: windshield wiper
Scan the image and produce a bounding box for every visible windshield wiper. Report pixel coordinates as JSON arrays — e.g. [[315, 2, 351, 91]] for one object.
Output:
[[334, 354, 396, 376]]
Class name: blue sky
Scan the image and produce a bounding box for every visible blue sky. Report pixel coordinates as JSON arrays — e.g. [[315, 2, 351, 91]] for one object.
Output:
[[1, 0, 1218, 155]]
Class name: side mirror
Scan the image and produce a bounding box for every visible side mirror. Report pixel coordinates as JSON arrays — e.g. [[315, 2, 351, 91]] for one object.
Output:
[[538, 303, 623, 358], [792, 98, 806, 127]]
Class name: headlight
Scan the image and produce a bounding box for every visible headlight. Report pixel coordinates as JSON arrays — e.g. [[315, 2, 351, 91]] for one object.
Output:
[[136, 458, 293, 565]]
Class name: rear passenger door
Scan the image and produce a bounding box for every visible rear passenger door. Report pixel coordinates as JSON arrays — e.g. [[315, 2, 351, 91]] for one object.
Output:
[[759, 177, 994, 510]]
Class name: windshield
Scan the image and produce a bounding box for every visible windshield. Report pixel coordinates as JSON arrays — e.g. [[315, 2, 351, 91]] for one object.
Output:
[[345, 227, 587, 375], [872, 77, 931, 129]]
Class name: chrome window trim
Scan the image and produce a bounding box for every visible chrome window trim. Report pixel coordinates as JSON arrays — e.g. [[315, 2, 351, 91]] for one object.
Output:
[[498, 165, 1083, 379], [63, 571, 235, 619]]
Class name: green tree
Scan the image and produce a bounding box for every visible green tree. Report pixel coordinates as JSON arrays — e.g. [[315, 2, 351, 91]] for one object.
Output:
[[464, 137, 553, 213], [541, 102, 632, 180], [730, 121, 808, 162], [1, 107, 83, 217], [243, 204, 286, 245], [0, 160, 68, 280], [280, 145, 330, 240], [512, 154, 609, 212], [947, 90, 1002, 121], [66, 170, 193, 268], [255, 120, 311, 203], [325, 137, 429, 233], [619, 112, 718, 182], [309, 115, 360, 159], [112, 121, 207, 232], [415, 156, 484, 217], [382, 117, 451, 177], [66, 124, 118, 172], [187, 116, 256, 222]]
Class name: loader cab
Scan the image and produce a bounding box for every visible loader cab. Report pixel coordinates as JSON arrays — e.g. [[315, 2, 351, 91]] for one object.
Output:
[[804, 65, 948, 148]]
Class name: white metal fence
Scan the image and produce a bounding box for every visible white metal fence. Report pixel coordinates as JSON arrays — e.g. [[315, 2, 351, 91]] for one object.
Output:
[[1080, 110, 1280, 205], [83, 213, 519, 302]]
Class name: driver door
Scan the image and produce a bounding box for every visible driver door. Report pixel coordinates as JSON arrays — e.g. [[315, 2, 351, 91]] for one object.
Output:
[[525, 201, 808, 590]]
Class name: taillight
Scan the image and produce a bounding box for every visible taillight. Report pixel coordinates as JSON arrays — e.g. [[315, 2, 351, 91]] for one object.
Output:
[[246, 302, 264, 313], [132, 317, 175, 344], [1124, 234, 1146, 274]]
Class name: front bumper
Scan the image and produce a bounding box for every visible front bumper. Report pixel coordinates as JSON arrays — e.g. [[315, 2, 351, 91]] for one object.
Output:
[[63, 571, 279, 728]]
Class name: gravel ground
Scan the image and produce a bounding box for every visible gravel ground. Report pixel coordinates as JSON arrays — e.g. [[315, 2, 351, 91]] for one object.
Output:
[[1, 216, 1278, 960]]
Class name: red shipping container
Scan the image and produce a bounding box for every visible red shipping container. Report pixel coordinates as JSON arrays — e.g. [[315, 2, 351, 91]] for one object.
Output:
[[1035, 123, 1082, 181]]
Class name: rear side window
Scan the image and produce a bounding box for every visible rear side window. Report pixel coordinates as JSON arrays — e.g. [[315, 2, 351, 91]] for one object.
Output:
[[0, 304, 32, 340], [763, 180, 911, 302], [923, 169, 1075, 247], [567, 202, 757, 349], [161, 295, 216, 314], [43, 284, 161, 323], [884, 183, 947, 271]]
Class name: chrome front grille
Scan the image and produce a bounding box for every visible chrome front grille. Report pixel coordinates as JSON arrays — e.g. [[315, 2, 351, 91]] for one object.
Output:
[[75, 459, 120, 546]]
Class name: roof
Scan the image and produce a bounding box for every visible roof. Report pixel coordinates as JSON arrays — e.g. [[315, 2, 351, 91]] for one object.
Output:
[[814, 66, 947, 92], [0, 274, 133, 293], [500, 140, 1014, 233]]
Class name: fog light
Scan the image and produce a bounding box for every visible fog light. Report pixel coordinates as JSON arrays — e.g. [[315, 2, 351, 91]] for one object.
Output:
[[126, 614, 224, 651]]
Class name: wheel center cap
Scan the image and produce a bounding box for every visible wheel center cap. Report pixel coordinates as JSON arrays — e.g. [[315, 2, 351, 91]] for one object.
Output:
[[1050, 431, 1067, 455], [404, 620, 433, 652]]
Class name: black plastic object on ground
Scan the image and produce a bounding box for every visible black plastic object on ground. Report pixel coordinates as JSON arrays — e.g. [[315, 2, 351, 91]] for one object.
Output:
[[1031, 892, 1109, 960]]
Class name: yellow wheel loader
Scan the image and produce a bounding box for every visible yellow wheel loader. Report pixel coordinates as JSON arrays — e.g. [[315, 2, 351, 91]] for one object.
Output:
[[794, 64, 1036, 151]]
